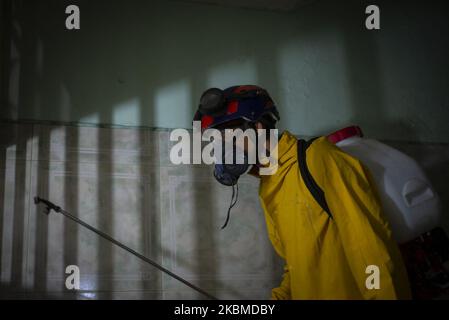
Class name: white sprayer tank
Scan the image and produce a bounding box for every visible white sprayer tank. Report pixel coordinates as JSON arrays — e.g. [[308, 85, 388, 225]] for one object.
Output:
[[328, 126, 441, 243]]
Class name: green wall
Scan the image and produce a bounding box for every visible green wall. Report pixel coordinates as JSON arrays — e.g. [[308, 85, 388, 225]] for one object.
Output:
[[1, 0, 448, 142]]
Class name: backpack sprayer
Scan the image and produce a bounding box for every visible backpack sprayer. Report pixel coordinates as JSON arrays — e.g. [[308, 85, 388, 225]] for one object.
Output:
[[33, 196, 218, 300]]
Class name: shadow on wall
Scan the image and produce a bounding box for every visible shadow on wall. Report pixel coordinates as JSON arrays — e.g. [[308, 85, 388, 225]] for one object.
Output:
[[340, 0, 417, 141]]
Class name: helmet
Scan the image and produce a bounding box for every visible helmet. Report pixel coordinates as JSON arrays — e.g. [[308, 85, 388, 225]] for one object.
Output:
[[193, 85, 280, 130]]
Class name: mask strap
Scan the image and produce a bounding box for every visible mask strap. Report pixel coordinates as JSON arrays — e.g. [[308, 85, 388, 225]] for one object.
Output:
[[220, 182, 239, 229]]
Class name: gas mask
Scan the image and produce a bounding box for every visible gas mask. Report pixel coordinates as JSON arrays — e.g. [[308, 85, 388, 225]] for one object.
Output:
[[211, 125, 258, 229], [193, 85, 280, 229]]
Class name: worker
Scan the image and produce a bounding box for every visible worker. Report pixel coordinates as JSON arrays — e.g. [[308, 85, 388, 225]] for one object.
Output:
[[192, 85, 411, 299]]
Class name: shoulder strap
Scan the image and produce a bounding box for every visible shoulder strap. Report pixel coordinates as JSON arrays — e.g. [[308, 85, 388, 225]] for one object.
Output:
[[297, 139, 333, 219]]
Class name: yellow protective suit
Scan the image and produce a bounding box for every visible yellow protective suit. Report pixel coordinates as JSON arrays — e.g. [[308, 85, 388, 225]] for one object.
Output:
[[259, 131, 411, 300]]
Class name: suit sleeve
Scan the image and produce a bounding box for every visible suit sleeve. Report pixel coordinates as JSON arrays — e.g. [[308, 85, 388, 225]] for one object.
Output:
[[322, 149, 411, 299]]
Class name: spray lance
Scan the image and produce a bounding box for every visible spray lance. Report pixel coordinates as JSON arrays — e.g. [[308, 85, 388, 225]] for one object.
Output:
[[33, 196, 218, 300]]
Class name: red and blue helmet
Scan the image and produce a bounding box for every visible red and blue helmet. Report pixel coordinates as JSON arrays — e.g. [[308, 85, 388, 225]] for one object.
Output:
[[193, 85, 280, 130]]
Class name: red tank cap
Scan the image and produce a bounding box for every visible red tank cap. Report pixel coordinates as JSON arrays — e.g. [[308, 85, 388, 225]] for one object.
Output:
[[327, 126, 363, 144]]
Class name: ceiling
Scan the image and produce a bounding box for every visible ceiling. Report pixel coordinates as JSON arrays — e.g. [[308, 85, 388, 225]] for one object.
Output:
[[172, 0, 315, 12]]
